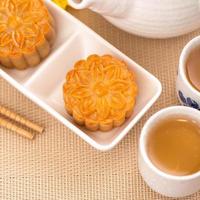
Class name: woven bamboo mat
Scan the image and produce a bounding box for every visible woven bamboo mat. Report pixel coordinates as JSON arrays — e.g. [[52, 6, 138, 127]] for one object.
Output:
[[1, 7, 200, 200]]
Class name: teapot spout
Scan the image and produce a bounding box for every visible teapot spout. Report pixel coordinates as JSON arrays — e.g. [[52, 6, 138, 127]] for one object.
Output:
[[68, 0, 129, 17], [68, 0, 94, 9]]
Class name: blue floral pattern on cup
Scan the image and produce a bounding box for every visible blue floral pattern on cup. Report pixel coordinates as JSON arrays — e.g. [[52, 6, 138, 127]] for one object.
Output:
[[178, 90, 200, 110]]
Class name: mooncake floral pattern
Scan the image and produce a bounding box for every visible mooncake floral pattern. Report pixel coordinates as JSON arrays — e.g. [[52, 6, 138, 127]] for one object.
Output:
[[63, 55, 138, 131], [178, 90, 200, 110], [0, 0, 53, 56]]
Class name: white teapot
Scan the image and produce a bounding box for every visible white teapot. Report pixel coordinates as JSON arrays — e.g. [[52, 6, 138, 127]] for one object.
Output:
[[68, 0, 200, 38]]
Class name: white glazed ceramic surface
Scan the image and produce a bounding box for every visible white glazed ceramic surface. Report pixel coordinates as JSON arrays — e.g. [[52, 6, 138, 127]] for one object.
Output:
[[0, 0, 161, 151], [68, 0, 200, 38], [177, 35, 200, 110], [139, 106, 200, 198]]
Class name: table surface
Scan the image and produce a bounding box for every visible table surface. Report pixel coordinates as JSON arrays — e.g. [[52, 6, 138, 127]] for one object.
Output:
[[1, 7, 200, 200]]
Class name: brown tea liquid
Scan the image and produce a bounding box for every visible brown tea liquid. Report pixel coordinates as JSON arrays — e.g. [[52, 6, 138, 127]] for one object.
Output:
[[147, 117, 200, 176], [186, 47, 200, 92]]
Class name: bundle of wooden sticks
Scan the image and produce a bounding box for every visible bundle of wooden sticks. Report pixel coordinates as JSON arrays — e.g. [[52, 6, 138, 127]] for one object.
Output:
[[0, 105, 44, 139]]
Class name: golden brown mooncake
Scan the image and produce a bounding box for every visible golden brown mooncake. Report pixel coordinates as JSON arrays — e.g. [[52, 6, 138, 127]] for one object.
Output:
[[63, 55, 138, 131], [0, 0, 56, 70]]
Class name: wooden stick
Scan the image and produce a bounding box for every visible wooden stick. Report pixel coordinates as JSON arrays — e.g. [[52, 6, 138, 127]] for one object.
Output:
[[0, 117, 35, 140], [0, 105, 44, 134]]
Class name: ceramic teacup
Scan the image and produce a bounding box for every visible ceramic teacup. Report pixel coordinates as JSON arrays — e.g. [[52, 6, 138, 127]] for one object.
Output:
[[138, 106, 200, 198], [177, 35, 200, 110]]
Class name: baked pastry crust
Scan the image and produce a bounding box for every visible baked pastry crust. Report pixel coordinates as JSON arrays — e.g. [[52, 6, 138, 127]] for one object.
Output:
[[0, 0, 55, 69], [63, 55, 138, 131]]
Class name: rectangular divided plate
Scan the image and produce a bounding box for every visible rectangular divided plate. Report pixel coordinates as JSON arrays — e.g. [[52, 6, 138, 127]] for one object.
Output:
[[0, 0, 162, 151]]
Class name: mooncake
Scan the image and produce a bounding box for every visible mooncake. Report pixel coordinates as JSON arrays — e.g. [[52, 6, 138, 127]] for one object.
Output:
[[63, 55, 138, 131], [0, 0, 56, 69]]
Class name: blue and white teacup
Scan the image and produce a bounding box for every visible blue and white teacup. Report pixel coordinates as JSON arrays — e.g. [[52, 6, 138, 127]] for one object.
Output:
[[177, 35, 200, 110]]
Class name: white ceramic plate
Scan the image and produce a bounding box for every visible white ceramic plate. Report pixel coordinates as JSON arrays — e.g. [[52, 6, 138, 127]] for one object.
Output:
[[0, 0, 162, 151]]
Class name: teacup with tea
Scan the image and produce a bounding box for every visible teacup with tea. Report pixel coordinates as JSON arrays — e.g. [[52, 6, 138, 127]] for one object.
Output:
[[177, 35, 200, 109], [139, 106, 200, 198]]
